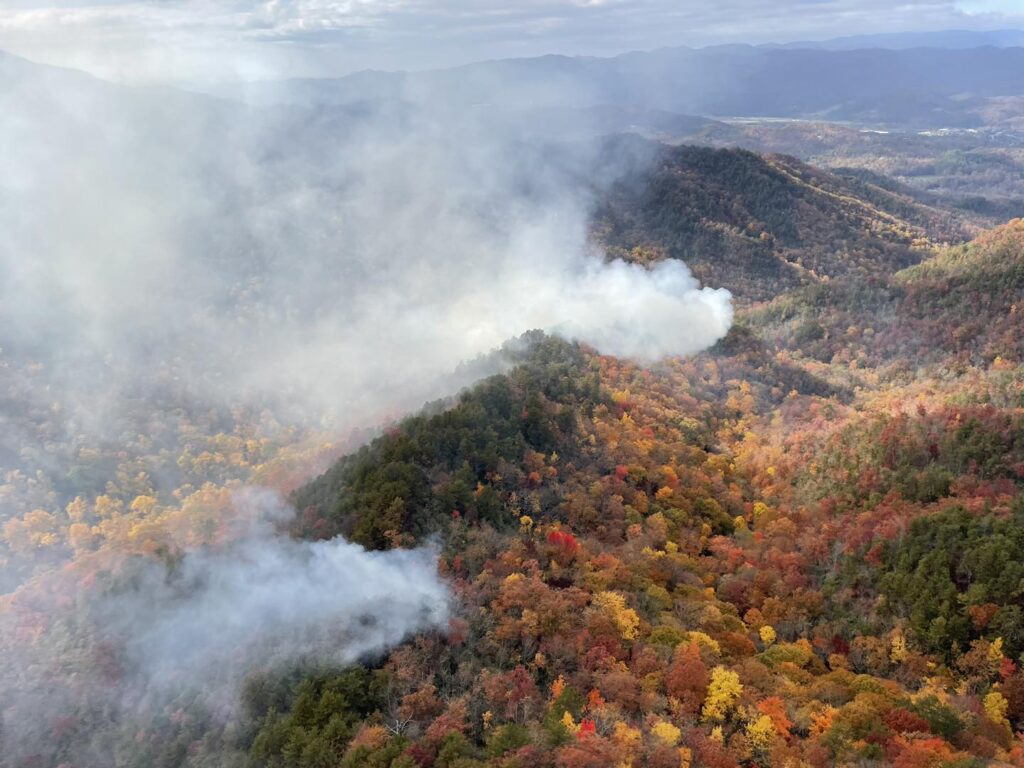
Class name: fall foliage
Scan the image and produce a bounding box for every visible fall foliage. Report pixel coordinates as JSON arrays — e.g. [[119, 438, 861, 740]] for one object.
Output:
[[3, 158, 1024, 768]]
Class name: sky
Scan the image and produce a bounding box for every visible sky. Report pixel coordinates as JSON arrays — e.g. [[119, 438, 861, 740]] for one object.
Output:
[[0, 0, 1023, 83]]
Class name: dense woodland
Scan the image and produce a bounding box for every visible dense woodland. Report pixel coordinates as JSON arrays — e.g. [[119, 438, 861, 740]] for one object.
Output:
[[593, 144, 983, 303], [3, 146, 1024, 768], [654, 118, 1024, 210]]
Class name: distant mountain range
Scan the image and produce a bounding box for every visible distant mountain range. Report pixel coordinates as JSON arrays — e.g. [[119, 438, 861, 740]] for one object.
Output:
[[199, 33, 1024, 129], [8, 28, 1024, 131]]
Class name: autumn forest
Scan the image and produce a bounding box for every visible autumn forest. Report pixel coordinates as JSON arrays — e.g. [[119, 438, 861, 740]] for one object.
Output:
[[4, 17, 1024, 768]]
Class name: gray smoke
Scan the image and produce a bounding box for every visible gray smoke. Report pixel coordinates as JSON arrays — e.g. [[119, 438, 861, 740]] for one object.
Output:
[[118, 489, 450, 698], [0, 51, 732, 441], [0, 45, 732, 765], [0, 488, 451, 761]]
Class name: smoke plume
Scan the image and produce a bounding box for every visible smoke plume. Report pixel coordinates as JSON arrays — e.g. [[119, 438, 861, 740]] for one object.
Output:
[[0, 44, 732, 765], [0, 489, 450, 761], [122, 489, 449, 695], [0, 53, 732, 440]]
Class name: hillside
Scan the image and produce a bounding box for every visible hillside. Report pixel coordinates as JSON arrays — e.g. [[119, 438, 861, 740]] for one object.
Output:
[[743, 218, 1024, 372], [2, 83, 1024, 766], [593, 143, 981, 302], [2, 223, 1022, 766], [245, 219, 1024, 768], [662, 120, 1024, 209]]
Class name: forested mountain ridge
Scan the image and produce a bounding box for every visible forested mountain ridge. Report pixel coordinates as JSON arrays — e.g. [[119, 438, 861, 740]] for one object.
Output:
[[243, 218, 1024, 768], [743, 217, 1024, 372], [3, 133, 1024, 768], [593, 143, 982, 302]]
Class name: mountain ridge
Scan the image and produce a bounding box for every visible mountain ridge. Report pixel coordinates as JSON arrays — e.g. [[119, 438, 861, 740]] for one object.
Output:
[[198, 44, 1024, 129], [593, 142, 985, 302]]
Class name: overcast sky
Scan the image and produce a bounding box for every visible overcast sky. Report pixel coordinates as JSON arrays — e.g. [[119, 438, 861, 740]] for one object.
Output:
[[1, 0, 1024, 83]]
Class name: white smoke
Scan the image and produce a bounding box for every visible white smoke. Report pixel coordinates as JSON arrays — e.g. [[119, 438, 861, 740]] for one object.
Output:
[[0, 54, 732, 442], [0, 488, 451, 760], [0, 47, 732, 764], [506, 254, 732, 361], [118, 489, 450, 698]]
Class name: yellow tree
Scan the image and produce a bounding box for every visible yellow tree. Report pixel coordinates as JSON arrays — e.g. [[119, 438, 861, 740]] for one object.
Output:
[[592, 591, 640, 641], [746, 714, 776, 757], [702, 667, 742, 723]]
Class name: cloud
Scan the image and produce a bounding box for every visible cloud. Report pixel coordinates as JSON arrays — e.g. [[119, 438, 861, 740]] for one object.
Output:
[[957, 0, 1024, 13]]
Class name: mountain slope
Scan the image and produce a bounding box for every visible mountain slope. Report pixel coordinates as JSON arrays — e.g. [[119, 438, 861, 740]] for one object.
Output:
[[291, 334, 607, 549], [744, 217, 1024, 370], [3, 211, 1022, 766], [593, 143, 981, 302], [259, 219, 1024, 768]]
